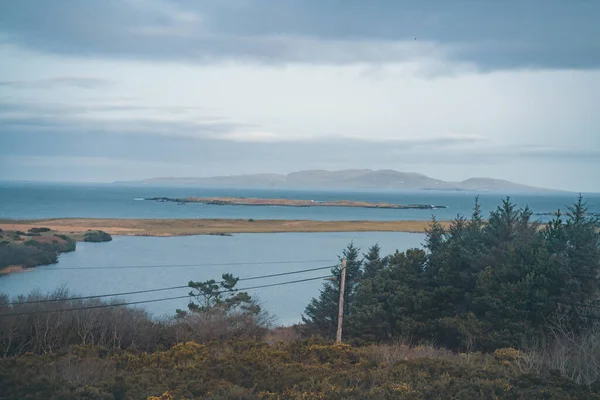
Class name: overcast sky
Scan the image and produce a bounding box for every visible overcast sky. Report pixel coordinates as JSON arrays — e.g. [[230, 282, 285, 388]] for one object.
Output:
[[1, 0, 599, 191]]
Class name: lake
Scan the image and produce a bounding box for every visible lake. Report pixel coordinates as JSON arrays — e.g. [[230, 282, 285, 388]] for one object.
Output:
[[0, 232, 425, 324]]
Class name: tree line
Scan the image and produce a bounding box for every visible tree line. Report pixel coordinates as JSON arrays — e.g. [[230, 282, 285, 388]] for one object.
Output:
[[303, 196, 600, 352]]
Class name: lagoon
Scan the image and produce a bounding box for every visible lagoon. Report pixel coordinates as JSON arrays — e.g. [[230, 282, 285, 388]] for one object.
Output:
[[0, 232, 425, 324]]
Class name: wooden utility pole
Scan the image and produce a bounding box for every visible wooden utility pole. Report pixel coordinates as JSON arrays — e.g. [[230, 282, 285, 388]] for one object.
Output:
[[336, 257, 347, 344]]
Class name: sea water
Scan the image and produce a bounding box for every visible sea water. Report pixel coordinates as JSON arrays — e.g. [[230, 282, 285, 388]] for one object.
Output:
[[1, 181, 596, 221]]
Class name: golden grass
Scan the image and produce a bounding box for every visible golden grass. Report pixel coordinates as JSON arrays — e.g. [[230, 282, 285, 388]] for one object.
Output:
[[0, 218, 448, 237]]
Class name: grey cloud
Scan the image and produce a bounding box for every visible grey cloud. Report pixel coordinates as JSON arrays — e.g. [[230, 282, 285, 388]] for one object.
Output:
[[1, 0, 599, 70], [0, 76, 113, 89], [511, 145, 600, 161], [0, 100, 254, 139]]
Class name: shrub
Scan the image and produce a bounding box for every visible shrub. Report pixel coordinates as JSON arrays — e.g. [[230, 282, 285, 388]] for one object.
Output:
[[83, 230, 113, 243], [28, 227, 51, 233]]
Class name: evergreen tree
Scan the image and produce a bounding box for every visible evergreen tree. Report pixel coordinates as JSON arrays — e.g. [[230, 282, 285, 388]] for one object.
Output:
[[362, 244, 387, 279], [561, 195, 600, 306], [350, 248, 428, 342], [424, 215, 445, 255], [305, 196, 600, 351], [302, 242, 362, 338]]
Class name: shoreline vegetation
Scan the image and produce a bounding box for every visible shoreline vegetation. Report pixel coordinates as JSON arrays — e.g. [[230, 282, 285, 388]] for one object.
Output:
[[0, 227, 112, 275], [146, 196, 448, 209], [0, 218, 450, 237]]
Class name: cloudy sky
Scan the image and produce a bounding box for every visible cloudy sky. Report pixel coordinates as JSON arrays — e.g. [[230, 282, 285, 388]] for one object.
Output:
[[1, 0, 599, 191]]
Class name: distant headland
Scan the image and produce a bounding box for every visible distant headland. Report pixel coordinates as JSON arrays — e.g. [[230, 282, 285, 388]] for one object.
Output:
[[116, 169, 562, 193], [145, 196, 447, 210]]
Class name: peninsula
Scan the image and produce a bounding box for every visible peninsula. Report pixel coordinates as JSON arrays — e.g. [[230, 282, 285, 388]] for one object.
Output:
[[146, 196, 447, 210], [0, 227, 112, 275]]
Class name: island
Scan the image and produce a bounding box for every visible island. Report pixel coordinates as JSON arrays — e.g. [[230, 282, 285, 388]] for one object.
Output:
[[0, 227, 112, 275], [145, 196, 447, 210]]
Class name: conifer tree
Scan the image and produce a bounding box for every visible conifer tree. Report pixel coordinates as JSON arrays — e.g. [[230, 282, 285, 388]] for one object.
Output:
[[302, 242, 362, 338]]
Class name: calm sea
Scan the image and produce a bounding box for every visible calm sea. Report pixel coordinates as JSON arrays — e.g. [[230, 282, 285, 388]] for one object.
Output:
[[1, 181, 597, 221], [1, 182, 598, 323]]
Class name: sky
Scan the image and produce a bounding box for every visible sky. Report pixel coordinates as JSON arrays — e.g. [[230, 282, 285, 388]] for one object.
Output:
[[0, 0, 599, 192]]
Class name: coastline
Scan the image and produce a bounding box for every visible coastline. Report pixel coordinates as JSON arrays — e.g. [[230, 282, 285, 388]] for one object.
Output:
[[0, 218, 447, 236]]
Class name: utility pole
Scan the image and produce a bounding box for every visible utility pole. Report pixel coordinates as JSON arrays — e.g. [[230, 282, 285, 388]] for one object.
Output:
[[336, 257, 347, 344]]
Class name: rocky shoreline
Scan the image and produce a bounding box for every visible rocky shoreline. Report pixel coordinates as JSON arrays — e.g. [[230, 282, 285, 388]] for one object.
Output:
[[145, 196, 447, 210]]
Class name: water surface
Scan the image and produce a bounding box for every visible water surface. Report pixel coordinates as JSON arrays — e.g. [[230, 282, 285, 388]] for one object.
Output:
[[0, 232, 425, 324], [1, 181, 596, 222]]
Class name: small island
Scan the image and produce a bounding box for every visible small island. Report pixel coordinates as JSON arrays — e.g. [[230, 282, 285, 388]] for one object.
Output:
[[146, 196, 447, 210], [0, 227, 112, 275]]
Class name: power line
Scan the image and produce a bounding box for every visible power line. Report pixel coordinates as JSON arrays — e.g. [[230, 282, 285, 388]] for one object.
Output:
[[0, 275, 333, 317], [1, 265, 336, 306], [46, 259, 335, 270]]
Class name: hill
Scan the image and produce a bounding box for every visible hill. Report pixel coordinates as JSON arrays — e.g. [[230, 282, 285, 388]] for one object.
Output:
[[116, 169, 560, 193]]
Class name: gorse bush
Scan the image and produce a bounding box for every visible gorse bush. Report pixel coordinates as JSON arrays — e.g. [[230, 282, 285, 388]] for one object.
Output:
[[1, 339, 598, 399]]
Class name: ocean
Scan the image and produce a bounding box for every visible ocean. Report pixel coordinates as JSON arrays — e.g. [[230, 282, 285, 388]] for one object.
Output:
[[1, 182, 598, 323], [1, 181, 597, 221]]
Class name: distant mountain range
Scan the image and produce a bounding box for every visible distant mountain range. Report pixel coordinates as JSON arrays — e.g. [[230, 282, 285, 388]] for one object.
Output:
[[116, 169, 561, 193]]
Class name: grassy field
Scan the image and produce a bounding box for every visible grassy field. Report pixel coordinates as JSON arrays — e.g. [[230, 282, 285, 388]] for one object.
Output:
[[0, 218, 447, 237]]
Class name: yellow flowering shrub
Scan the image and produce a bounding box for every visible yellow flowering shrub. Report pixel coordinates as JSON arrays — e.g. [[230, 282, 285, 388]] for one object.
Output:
[[147, 391, 176, 400], [493, 347, 521, 361]]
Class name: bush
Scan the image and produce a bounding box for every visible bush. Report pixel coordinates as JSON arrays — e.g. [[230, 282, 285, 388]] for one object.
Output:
[[83, 230, 113, 243], [28, 227, 51, 233], [0, 236, 76, 269], [1, 339, 597, 399]]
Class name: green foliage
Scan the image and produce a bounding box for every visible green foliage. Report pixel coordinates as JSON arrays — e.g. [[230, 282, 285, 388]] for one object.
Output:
[[0, 234, 76, 269], [1, 340, 597, 399], [178, 273, 260, 318], [302, 242, 362, 338], [342, 196, 600, 351], [28, 227, 51, 233], [83, 230, 113, 242]]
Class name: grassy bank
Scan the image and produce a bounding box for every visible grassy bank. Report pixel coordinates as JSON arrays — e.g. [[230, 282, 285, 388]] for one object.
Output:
[[0, 218, 449, 237]]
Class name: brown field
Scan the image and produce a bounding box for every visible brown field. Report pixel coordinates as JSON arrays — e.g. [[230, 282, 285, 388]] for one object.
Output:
[[0, 218, 447, 237]]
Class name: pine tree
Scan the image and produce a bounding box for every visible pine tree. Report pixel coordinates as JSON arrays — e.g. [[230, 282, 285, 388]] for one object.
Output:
[[177, 273, 260, 319]]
